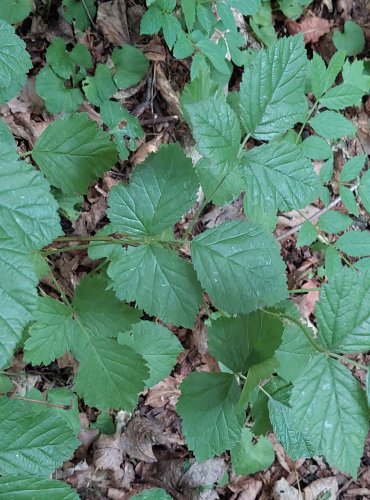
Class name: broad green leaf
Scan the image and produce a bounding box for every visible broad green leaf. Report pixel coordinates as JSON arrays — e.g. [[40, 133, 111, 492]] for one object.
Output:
[[0, 241, 37, 368], [70, 43, 93, 70], [320, 83, 364, 110], [62, 0, 96, 31], [82, 64, 116, 106], [275, 325, 317, 381], [177, 372, 244, 460], [237, 357, 279, 411], [196, 39, 230, 75], [53, 190, 83, 222], [161, 13, 183, 49], [100, 101, 143, 160], [182, 0, 196, 30], [196, 157, 243, 205], [36, 66, 84, 114], [0, 20, 32, 104], [47, 388, 80, 435], [239, 35, 306, 140], [316, 268, 370, 353], [309, 111, 356, 140], [140, 7, 164, 35], [118, 321, 183, 387], [354, 257, 370, 270], [297, 220, 318, 247], [90, 410, 115, 435], [107, 144, 198, 236], [300, 135, 332, 160], [340, 186, 359, 216], [242, 141, 320, 212], [131, 489, 172, 500], [228, 0, 261, 15], [32, 113, 118, 194], [74, 337, 148, 409], [1, 0, 31, 24], [196, 4, 214, 35], [333, 20, 365, 56], [359, 169, 370, 212], [112, 45, 148, 89], [340, 155, 366, 182], [324, 246, 342, 280], [244, 195, 277, 232], [231, 428, 274, 475], [107, 245, 202, 327], [46, 38, 75, 79], [191, 220, 288, 315], [184, 97, 241, 164], [24, 297, 74, 365], [319, 157, 334, 183], [25, 274, 141, 366], [291, 355, 368, 477], [208, 311, 284, 373], [317, 211, 352, 234], [342, 60, 370, 93], [311, 52, 327, 100], [173, 30, 194, 59], [323, 50, 346, 91], [0, 375, 12, 394], [0, 397, 79, 476], [335, 230, 370, 257], [0, 476, 79, 499], [269, 394, 315, 460]]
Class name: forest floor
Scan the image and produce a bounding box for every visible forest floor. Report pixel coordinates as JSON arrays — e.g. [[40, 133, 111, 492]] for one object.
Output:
[[3, 0, 370, 498]]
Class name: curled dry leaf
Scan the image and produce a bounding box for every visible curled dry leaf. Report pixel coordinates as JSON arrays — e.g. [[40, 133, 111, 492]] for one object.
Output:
[[286, 17, 331, 44], [96, 0, 130, 46]]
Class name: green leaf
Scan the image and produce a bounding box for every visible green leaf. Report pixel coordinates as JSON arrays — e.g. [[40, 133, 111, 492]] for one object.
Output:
[[196, 39, 230, 75], [184, 97, 241, 165], [107, 245, 202, 328], [275, 325, 317, 381], [231, 428, 275, 475], [244, 196, 277, 232], [32, 113, 118, 194], [112, 45, 148, 89], [300, 135, 332, 160], [333, 20, 365, 56], [317, 211, 352, 234], [173, 30, 194, 59], [24, 297, 74, 365], [242, 141, 320, 212], [291, 355, 368, 477], [118, 320, 183, 387], [340, 155, 366, 182], [366, 370, 370, 407], [161, 13, 182, 49], [320, 83, 364, 110], [208, 311, 284, 373], [196, 4, 214, 35], [46, 38, 75, 79], [53, 190, 83, 222], [0, 476, 79, 499], [177, 372, 244, 460], [36, 66, 84, 114], [228, 0, 261, 15], [107, 144, 198, 236], [191, 220, 288, 315], [312, 51, 346, 101], [359, 169, 370, 212], [316, 268, 370, 353], [82, 64, 116, 106], [140, 7, 164, 35], [131, 489, 172, 500], [342, 60, 370, 94], [74, 337, 148, 409], [0, 397, 79, 476], [309, 111, 356, 140], [0, 0, 31, 24], [340, 186, 359, 216], [319, 158, 334, 183], [0, 20, 32, 104], [239, 35, 307, 140], [297, 220, 318, 247], [335, 230, 370, 257], [324, 246, 342, 280], [47, 388, 80, 435], [182, 0, 196, 30], [237, 357, 279, 411], [62, 0, 96, 31]]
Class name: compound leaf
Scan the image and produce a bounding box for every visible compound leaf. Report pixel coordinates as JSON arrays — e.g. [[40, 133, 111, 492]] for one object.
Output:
[[0, 475, 78, 499], [177, 372, 244, 460], [118, 321, 183, 387], [32, 113, 118, 194], [291, 355, 368, 477], [0, 20, 32, 104], [191, 221, 288, 315], [208, 311, 284, 373], [184, 97, 241, 165], [316, 268, 370, 353], [242, 141, 320, 212], [107, 245, 202, 328], [107, 144, 198, 236], [0, 397, 79, 476], [239, 35, 306, 140], [112, 45, 148, 89]]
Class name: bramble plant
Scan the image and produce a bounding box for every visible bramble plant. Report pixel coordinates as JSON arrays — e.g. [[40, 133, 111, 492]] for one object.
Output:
[[1, 1, 370, 497]]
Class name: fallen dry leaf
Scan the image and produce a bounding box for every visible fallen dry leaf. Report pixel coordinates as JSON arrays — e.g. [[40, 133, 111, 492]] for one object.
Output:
[[286, 17, 331, 44], [304, 476, 338, 499], [96, 0, 130, 46]]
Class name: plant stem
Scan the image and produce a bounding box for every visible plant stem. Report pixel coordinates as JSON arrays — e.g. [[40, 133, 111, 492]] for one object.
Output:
[[329, 352, 369, 372], [238, 133, 251, 158], [19, 151, 32, 158], [288, 288, 321, 294], [295, 101, 320, 143], [10, 395, 71, 409], [279, 313, 326, 352], [258, 384, 271, 399]]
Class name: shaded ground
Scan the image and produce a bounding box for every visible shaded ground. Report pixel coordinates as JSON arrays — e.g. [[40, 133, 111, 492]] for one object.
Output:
[[3, 0, 370, 498]]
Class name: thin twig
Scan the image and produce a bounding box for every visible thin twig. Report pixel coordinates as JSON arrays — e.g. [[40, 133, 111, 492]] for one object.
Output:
[[141, 115, 178, 126], [277, 185, 358, 241], [10, 395, 71, 409]]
